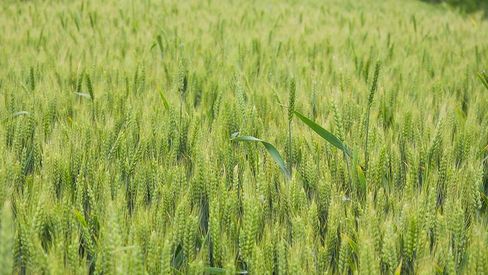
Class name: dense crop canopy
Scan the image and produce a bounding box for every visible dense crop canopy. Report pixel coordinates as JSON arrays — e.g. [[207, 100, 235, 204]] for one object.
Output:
[[0, 0, 487, 274]]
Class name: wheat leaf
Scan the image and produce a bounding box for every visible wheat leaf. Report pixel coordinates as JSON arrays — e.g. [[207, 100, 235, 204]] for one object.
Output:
[[294, 110, 352, 157], [478, 71, 488, 91], [231, 135, 290, 180], [158, 90, 170, 110], [74, 92, 92, 99]]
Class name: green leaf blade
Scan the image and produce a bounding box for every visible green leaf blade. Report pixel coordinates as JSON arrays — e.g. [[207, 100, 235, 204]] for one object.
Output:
[[232, 135, 290, 180], [74, 92, 92, 99], [158, 90, 170, 110], [293, 111, 352, 157], [478, 71, 488, 91]]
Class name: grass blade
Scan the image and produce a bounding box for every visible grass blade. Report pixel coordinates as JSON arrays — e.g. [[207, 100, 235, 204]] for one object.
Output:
[[74, 92, 92, 99], [478, 71, 488, 91], [231, 135, 290, 180], [85, 74, 94, 101], [294, 110, 351, 157], [156, 34, 164, 56], [158, 90, 170, 110], [12, 111, 30, 117]]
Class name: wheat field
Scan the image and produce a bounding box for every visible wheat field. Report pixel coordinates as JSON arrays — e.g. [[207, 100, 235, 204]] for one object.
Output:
[[0, 0, 487, 274]]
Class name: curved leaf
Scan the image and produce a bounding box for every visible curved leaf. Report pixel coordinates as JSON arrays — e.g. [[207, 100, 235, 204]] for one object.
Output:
[[294, 110, 352, 157], [12, 111, 30, 117], [479, 71, 488, 91], [158, 90, 170, 110], [231, 135, 290, 180], [74, 92, 92, 99], [2, 111, 30, 122]]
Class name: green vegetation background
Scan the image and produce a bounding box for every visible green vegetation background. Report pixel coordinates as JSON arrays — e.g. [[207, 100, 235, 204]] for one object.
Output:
[[0, 0, 487, 274]]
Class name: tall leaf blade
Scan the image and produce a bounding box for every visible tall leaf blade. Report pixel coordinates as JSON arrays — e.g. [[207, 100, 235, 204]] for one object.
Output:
[[294, 110, 351, 157], [479, 71, 488, 91], [85, 74, 94, 101], [158, 90, 170, 110], [231, 135, 290, 180], [156, 34, 164, 56]]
